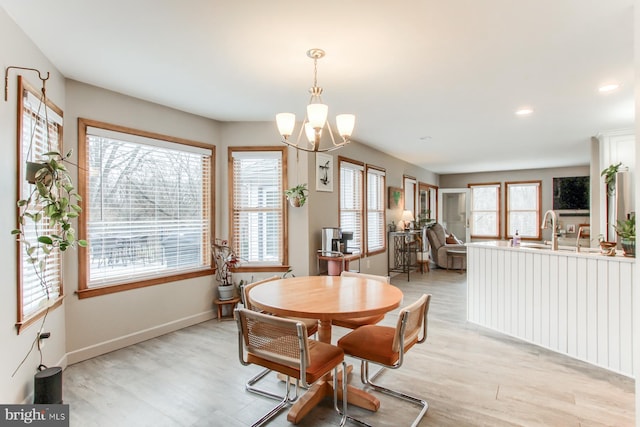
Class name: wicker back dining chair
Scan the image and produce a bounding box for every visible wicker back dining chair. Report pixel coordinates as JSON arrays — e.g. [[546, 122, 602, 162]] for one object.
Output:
[[337, 294, 432, 427], [235, 308, 348, 426], [331, 271, 390, 329], [242, 276, 320, 396]]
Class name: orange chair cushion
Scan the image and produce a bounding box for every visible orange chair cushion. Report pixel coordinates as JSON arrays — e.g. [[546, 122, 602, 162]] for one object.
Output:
[[337, 325, 418, 366], [247, 339, 343, 384], [332, 314, 385, 329]]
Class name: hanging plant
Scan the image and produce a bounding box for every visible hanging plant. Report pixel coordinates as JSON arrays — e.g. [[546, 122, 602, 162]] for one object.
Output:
[[12, 150, 87, 281], [284, 183, 309, 207]]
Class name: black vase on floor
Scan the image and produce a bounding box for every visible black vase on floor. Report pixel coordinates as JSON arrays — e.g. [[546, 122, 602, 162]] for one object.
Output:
[[34, 366, 63, 404]]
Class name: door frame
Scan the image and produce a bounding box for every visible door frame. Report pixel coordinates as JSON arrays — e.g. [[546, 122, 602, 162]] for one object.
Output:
[[438, 188, 471, 243]]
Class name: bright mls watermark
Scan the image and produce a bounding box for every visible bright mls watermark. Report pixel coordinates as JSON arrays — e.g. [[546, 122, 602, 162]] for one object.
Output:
[[0, 405, 68, 426]]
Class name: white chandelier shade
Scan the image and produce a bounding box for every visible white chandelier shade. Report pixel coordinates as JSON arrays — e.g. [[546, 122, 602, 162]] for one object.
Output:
[[276, 49, 355, 153]]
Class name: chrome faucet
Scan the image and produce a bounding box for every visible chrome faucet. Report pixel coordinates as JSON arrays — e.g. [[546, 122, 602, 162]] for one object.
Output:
[[541, 210, 558, 251], [576, 226, 586, 252]]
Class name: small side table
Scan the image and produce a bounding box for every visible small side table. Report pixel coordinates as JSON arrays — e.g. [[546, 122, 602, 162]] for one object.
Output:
[[213, 297, 240, 321]]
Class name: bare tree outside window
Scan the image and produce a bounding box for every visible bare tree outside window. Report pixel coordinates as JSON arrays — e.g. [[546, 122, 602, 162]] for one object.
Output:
[[78, 120, 213, 294]]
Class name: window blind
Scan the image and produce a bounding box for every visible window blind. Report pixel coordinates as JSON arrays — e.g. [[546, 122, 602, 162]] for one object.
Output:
[[340, 160, 363, 253], [231, 150, 283, 265], [85, 128, 212, 287], [19, 84, 63, 318], [366, 167, 385, 253]]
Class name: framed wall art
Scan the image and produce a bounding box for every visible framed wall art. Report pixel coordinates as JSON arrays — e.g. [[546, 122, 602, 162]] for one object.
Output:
[[316, 153, 333, 192], [388, 186, 403, 209]]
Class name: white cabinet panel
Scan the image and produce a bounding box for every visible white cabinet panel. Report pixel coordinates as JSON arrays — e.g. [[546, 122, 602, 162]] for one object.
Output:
[[468, 243, 635, 377]]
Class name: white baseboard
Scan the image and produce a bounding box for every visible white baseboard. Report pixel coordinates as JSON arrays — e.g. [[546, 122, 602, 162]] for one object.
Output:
[[66, 310, 215, 365]]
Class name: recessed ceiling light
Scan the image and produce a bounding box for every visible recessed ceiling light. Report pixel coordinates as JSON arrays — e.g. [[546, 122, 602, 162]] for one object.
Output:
[[599, 83, 620, 93], [515, 108, 533, 116], [419, 136, 432, 141]]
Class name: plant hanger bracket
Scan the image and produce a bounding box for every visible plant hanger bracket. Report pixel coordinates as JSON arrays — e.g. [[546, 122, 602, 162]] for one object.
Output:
[[4, 65, 50, 102]]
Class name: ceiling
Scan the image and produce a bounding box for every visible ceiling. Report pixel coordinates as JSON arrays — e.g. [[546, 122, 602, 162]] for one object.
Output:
[[1, 0, 634, 174]]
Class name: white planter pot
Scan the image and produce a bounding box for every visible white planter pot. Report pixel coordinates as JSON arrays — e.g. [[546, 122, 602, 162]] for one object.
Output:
[[218, 285, 234, 301]]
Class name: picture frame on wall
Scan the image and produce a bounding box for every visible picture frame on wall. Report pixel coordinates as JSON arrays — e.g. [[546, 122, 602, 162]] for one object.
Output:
[[316, 153, 333, 192], [388, 186, 403, 209]]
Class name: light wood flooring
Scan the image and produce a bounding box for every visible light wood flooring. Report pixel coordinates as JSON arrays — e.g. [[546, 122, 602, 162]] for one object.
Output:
[[63, 269, 635, 426]]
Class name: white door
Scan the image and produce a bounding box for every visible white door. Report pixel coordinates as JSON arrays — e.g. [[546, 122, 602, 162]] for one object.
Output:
[[438, 188, 471, 243]]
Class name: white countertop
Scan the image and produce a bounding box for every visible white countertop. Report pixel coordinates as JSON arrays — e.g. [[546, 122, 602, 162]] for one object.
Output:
[[467, 240, 635, 262]]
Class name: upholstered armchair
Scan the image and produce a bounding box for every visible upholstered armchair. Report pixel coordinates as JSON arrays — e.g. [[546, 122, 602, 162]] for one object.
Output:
[[426, 223, 467, 269]]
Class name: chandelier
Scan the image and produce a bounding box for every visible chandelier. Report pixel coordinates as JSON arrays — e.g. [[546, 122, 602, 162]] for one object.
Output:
[[276, 48, 355, 153]]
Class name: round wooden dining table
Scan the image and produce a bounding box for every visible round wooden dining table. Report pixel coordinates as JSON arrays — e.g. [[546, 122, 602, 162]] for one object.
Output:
[[249, 275, 403, 424]]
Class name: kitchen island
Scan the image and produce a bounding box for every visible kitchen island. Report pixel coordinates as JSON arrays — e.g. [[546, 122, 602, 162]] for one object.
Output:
[[467, 241, 635, 377]]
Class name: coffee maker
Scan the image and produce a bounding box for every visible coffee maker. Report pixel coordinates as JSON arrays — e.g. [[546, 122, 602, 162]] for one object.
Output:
[[321, 227, 354, 255], [340, 231, 353, 254], [321, 227, 342, 256]]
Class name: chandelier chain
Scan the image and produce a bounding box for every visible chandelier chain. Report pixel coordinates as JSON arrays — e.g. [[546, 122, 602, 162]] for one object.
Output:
[[313, 56, 318, 89]]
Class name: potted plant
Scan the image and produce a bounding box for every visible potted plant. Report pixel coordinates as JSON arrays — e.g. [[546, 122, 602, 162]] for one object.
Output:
[[213, 239, 240, 300], [597, 234, 617, 256], [614, 214, 635, 257], [601, 162, 623, 196], [12, 150, 87, 297], [284, 183, 308, 207]]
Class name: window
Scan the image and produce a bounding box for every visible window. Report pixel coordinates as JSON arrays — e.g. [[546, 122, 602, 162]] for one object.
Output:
[[366, 165, 386, 255], [469, 183, 500, 238], [506, 181, 541, 239], [16, 77, 64, 331], [339, 157, 364, 253], [78, 119, 214, 298], [230, 147, 287, 269]]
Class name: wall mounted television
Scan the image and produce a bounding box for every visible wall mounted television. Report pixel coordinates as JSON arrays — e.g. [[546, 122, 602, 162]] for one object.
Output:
[[552, 176, 590, 211]]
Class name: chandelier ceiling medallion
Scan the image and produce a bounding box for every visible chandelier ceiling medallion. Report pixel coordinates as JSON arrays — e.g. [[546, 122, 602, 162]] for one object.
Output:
[[276, 48, 355, 153]]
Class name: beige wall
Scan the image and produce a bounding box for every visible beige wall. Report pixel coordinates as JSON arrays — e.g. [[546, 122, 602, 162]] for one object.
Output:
[[439, 165, 590, 242], [218, 122, 313, 278], [219, 124, 438, 278], [305, 140, 438, 276], [63, 81, 222, 363], [0, 7, 69, 403]]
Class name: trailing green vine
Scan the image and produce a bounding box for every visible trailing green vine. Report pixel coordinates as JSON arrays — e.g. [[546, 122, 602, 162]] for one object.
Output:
[[12, 150, 87, 297], [601, 162, 622, 196]]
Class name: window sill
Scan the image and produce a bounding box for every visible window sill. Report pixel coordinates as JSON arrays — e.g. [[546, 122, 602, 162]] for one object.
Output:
[[16, 296, 64, 335], [232, 265, 290, 273], [77, 268, 214, 299]]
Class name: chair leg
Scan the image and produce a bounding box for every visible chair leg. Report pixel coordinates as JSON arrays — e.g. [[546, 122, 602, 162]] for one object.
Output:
[[250, 373, 299, 427], [334, 361, 372, 427], [246, 368, 292, 402], [244, 368, 298, 402], [333, 362, 347, 426], [361, 361, 429, 427]]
